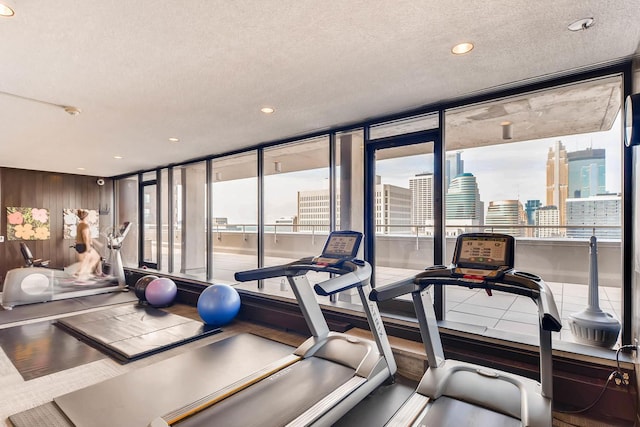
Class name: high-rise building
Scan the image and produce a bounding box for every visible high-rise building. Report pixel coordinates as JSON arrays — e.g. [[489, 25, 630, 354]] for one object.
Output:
[[297, 189, 333, 232], [410, 173, 434, 227], [524, 200, 542, 237], [546, 141, 569, 225], [485, 200, 526, 237], [375, 182, 412, 234], [525, 200, 542, 225], [445, 152, 464, 192], [297, 177, 411, 235], [535, 206, 560, 238], [445, 173, 483, 234], [566, 194, 621, 239], [567, 148, 606, 198]]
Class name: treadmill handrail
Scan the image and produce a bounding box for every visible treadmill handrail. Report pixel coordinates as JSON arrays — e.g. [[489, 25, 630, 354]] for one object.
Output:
[[370, 267, 561, 332], [234, 257, 362, 283], [314, 261, 371, 296], [234, 257, 316, 281], [369, 277, 416, 302]]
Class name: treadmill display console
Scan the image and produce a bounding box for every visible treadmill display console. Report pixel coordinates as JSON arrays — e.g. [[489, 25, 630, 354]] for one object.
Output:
[[313, 231, 362, 266], [452, 233, 515, 278]]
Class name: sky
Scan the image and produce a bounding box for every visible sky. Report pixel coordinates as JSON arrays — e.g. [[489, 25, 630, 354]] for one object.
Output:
[[377, 115, 622, 208], [211, 115, 622, 224]]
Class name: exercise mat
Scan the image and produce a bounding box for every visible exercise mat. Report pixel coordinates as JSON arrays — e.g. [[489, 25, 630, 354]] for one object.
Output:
[[56, 304, 220, 362]]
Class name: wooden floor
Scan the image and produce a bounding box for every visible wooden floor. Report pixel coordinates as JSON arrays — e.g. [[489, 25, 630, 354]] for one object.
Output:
[[0, 301, 630, 427]]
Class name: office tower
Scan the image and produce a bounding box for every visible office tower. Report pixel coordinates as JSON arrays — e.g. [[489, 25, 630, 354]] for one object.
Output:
[[445, 152, 464, 192], [297, 189, 332, 232], [523, 200, 542, 238], [567, 148, 606, 198], [525, 200, 542, 225], [445, 173, 483, 234], [546, 141, 569, 225], [410, 173, 435, 228], [566, 194, 621, 239], [298, 177, 411, 235], [485, 200, 526, 237], [375, 182, 412, 234], [535, 206, 560, 238]]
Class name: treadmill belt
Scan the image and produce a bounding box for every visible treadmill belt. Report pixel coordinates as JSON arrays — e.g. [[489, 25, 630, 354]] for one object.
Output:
[[54, 334, 294, 427], [176, 357, 356, 427], [56, 304, 220, 362]]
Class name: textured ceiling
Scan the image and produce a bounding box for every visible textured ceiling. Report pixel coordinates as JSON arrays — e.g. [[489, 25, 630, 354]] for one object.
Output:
[[1, 1, 639, 177]]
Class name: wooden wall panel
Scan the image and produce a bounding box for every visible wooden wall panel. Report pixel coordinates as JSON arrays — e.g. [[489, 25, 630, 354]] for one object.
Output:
[[0, 168, 114, 289]]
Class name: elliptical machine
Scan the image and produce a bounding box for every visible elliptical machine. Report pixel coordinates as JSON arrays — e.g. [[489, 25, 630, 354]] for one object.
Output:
[[104, 221, 132, 289]]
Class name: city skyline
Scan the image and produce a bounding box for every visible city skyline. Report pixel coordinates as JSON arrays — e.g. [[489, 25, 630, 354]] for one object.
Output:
[[211, 118, 621, 225]]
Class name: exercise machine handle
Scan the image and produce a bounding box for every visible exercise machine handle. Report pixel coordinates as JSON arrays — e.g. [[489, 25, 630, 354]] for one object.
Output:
[[371, 267, 562, 332], [234, 260, 308, 282], [369, 277, 417, 302], [502, 272, 562, 332], [314, 261, 371, 296]]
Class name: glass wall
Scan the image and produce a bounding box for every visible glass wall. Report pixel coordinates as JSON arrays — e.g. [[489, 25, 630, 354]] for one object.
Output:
[[112, 68, 632, 349], [263, 137, 331, 292], [210, 152, 258, 284], [370, 142, 436, 287], [140, 171, 158, 269], [172, 162, 208, 280], [159, 169, 169, 272], [366, 114, 439, 289], [443, 75, 623, 341]]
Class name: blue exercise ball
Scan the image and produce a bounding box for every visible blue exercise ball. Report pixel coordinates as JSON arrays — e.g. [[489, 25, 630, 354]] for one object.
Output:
[[145, 277, 177, 307], [197, 284, 241, 326]]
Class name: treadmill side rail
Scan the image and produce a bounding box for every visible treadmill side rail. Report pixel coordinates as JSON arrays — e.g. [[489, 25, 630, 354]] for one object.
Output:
[[285, 376, 367, 427], [385, 393, 430, 427]]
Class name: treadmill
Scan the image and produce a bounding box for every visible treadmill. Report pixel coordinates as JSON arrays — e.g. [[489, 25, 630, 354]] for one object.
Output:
[[149, 230, 397, 427], [370, 233, 562, 427]]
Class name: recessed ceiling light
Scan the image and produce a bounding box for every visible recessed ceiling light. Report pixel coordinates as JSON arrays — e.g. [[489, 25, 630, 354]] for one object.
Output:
[[168, 137, 179, 142], [261, 107, 275, 114], [568, 17, 594, 32], [451, 42, 474, 55], [0, 3, 15, 17], [77, 167, 86, 171], [63, 106, 81, 115], [114, 155, 123, 159]]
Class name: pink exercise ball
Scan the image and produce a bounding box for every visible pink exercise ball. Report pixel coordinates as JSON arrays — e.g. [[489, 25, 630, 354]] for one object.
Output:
[[145, 277, 177, 307]]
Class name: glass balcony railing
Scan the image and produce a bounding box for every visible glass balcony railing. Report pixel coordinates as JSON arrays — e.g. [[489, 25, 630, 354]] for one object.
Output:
[[141, 222, 622, 347]]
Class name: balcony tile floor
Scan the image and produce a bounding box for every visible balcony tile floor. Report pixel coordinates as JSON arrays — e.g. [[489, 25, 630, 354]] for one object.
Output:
[[181, 253, 622, 347]]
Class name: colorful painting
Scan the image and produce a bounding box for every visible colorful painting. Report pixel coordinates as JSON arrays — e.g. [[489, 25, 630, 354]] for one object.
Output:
[[63, 209, 99, 239], [6, 207, 51, 240]]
